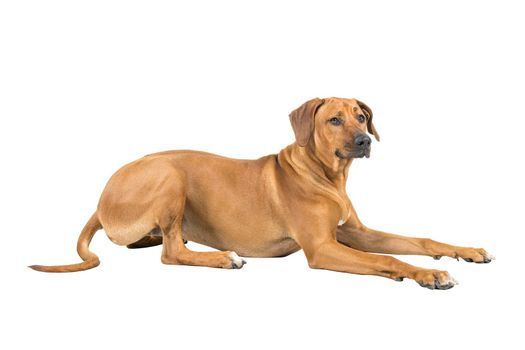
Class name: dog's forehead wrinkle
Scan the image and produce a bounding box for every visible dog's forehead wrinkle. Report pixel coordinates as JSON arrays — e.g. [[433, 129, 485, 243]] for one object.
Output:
[[331, 100, 358, 115]]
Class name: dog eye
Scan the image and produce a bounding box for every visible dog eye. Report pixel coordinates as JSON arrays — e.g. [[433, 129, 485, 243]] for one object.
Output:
[[357, 114, 366, 123], [329, 117, 342, 126]]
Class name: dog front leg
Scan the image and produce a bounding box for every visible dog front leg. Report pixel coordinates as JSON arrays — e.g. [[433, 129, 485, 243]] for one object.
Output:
[[302, 239, 458, 289], [337, 225, 494, 263]]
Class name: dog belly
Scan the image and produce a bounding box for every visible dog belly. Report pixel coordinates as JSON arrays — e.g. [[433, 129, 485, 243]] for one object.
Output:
[[231, 238, 301, 257], [182, 215, 299, 257]]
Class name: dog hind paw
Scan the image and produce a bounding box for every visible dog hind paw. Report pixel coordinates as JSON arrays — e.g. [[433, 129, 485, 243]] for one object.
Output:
[[229, 252, 247, 269]]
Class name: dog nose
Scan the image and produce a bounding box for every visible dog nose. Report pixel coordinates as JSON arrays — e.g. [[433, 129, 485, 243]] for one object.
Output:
[[354, 134, 371, 147]]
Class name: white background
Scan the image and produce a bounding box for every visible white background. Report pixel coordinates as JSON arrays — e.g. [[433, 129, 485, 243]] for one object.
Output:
[[1, 1, 524, 349]]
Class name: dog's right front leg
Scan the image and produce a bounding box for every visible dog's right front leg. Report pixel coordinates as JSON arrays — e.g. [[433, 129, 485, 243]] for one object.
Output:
[[303, 239, 458, 290]]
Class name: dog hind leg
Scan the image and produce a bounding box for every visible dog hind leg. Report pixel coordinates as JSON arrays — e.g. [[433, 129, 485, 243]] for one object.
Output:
[[159, 180, 245, 269]]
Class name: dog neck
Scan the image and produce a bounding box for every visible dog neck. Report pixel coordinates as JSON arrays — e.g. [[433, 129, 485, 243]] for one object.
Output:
[[281, 143, 352, 183], [278, 143, 352, 221]]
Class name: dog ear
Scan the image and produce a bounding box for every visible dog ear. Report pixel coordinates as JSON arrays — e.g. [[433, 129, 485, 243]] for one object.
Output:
[[289, 98, 325, 147], [357, 100, 380, 142]]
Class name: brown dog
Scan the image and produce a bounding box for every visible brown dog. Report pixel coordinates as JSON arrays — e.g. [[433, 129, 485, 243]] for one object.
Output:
[[30, 97, 493, 289]]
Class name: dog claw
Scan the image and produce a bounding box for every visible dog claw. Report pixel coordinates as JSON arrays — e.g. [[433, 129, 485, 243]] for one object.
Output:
[[232, 260, 247, 269], [437, 283, 454, 290], [418, 281, 456, 290], [463, 255, 494, 264], [433, 256, 441, 260], [477, 257, 493, 264], [457, 249, 494, 264], [418, 282, 434, 290], [480, 252, 495, 263]]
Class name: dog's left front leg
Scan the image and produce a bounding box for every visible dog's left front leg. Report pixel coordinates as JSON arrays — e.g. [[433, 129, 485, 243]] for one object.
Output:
[[337, 224, 494, 263]]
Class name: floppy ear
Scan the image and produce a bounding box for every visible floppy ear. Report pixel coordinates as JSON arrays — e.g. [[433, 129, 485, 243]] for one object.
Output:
[[289, 98, 325, 147], [357, 100, 380, 142]]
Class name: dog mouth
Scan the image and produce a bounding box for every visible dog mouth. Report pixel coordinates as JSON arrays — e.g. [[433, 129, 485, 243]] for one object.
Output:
[[335, 148, 370, 159]]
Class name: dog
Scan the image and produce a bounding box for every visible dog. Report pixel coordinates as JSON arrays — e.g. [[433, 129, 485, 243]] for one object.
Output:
[[30, 97, 493, 289]]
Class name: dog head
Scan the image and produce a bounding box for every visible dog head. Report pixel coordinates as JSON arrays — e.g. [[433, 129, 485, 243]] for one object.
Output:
[[289, 97, 380, 164]]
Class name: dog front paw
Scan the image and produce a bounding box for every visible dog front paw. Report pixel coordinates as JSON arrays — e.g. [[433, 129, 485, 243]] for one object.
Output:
[[413, 269, 458, 290], [455, 248, 494, 264]]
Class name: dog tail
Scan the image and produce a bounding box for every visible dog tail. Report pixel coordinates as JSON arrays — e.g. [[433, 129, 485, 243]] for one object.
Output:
[[29, 212, 102, 273]]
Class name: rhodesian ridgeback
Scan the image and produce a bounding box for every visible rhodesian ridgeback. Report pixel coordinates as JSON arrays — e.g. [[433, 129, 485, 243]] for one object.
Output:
[[30, 97, 493, 289]]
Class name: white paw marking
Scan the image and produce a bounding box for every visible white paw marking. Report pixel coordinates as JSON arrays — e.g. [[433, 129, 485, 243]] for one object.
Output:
[[485, 252, 496, 261], [229, 252, 246, 268], [445, 274, 459, 286]]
